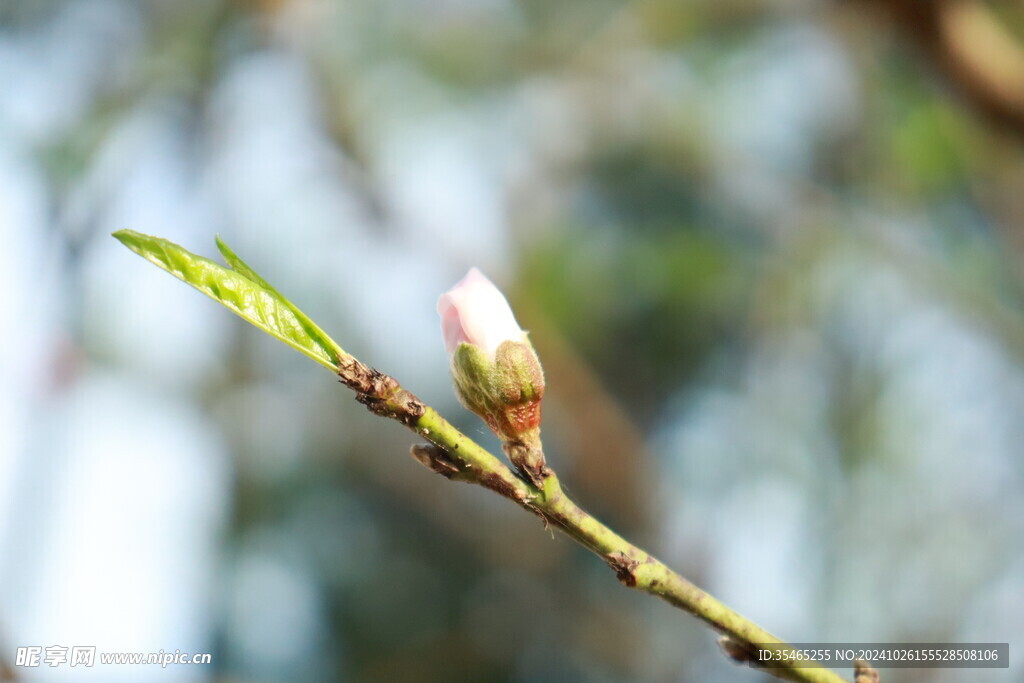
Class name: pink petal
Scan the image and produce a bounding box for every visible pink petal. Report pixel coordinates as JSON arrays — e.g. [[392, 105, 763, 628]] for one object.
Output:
[[437, 268, 524, 357]]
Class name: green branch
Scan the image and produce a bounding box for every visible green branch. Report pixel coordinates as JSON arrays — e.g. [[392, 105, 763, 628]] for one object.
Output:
[[113, 230, 852, 683]]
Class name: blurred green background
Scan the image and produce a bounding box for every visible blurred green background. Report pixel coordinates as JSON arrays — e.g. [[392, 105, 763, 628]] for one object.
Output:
[[1, 0, 1023, 681]]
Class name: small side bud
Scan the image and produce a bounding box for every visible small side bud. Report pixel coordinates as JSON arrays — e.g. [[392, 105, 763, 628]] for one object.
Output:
[[410, 444, 470, 482]]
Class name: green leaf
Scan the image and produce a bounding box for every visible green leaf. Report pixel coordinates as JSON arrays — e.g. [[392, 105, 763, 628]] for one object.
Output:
[[214, 235, 282, 296], [113, 230, 345, 371], [213, 235, 345, 366]]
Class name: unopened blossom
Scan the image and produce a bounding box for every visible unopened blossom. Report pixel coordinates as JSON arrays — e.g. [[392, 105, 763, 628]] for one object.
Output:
[[438, 268, 549, 485]]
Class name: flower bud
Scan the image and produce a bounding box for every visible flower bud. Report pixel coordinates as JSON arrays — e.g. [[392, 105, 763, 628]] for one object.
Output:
[[438, 268, 545, 443], [437, 269, 552, 487]]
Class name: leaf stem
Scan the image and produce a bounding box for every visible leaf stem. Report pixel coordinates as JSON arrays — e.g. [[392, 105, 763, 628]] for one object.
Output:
[[344, 358, 848, 683]]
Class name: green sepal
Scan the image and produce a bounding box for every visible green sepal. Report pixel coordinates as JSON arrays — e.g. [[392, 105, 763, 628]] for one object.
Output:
[[450, 341, 495, 416], [494, 339, 544, 404], [449, 338, 545, 440]]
